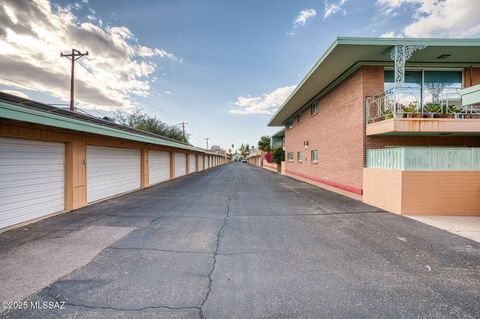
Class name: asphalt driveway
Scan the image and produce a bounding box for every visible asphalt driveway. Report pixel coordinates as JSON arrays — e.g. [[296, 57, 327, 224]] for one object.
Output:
[[0, 163, 479, 318]]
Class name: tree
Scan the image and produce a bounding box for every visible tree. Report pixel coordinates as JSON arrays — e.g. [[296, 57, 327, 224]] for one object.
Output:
[[114, 109, 189, 143], [257, 136, 271, 152], [238, 143, 250, 157], [272, 147, 285, 165], [210, 145, 221, 152]]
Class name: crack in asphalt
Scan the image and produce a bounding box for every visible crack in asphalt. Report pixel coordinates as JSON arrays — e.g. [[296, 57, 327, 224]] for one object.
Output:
[[107, 246, 214, 255], [231, 210, 387, 217], [198, 166, 238, 319], [46, 286, 200, 312]]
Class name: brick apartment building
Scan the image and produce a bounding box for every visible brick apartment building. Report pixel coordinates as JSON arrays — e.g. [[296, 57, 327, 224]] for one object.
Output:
[[268, 37, 480, 216]]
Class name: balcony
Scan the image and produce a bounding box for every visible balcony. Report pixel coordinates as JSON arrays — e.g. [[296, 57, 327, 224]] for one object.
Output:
[[366, 86, 480, 136]]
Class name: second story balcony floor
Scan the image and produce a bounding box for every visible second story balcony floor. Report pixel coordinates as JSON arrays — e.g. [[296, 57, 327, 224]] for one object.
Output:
[[366, 69, 480, 136]]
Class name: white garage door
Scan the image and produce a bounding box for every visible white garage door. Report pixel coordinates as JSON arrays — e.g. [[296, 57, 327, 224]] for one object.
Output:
[[87, 146, 140, 203], [174, 153, 186, 177], [205, 156, 210, 169], [0, 137, 65, 229], [189, 154, 196, 174], [149, 151, 170, 185], [198, 156, 204, 171]]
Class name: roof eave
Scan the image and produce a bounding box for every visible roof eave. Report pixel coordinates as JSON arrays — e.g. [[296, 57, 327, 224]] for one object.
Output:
[[0, 101, 213, 154]]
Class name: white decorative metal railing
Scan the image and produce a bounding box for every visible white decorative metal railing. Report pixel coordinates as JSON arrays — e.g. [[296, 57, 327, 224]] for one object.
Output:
[[366, 87, 480, 123]]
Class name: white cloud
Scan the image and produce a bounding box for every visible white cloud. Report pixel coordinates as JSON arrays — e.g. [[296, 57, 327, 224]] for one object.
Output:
[[1, 90, 29, 99], [0, 0, 177, 110], [294, 9, 317, 28], [377, 0, 480, 37], [380, 31, 402, 38], [230, 85, 296, 115], [324, 0, 348, 18]]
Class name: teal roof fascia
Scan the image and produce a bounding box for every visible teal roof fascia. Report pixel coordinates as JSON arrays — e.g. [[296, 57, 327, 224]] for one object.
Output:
[[0, 101, 215, 154]]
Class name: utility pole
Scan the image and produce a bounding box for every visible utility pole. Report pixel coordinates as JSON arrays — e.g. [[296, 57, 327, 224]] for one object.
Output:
[[204, 138, 210, 150], [61, 49, 88, 111], [178, 122, 189, 139]]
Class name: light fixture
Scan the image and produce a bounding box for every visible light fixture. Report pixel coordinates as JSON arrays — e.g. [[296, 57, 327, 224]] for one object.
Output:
[[436, 54, 451, 59]]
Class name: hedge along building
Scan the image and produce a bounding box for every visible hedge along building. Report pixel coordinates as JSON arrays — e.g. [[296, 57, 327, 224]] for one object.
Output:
[[0, 92, 226, 230], [268, 37, 480, 216]]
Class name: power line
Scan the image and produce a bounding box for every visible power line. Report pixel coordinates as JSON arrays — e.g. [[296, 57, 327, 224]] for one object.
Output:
[[61, 48, 88, 111], [0, 75, 42, 92]]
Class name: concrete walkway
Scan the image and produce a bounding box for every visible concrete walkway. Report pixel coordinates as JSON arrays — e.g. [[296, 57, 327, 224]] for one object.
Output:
[[407, 216, 480, 243], [0, 163, 479, 318]]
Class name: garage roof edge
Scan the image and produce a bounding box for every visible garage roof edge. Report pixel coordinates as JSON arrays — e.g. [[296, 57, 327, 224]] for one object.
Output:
[[0, 100, 219, 155]]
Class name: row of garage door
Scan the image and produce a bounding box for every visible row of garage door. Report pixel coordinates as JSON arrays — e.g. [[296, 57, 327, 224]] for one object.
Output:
[[0, 137, 224, 229]]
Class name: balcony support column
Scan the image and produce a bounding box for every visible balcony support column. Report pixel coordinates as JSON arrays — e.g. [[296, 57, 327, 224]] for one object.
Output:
[[390, 44, 427, 114]]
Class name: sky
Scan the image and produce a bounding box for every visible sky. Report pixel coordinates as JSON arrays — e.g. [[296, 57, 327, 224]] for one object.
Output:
[[1, 0, 479, 150]]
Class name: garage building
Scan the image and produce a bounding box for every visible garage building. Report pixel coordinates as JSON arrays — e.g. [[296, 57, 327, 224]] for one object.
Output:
[[0, 93, 226, 230]]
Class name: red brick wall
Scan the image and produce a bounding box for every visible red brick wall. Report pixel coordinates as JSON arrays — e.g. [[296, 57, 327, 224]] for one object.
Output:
[[284, 67, 368, 192], [464, 67, 480, 87]]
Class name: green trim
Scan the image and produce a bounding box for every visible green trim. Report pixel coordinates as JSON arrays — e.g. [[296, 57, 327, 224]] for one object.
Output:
[[0, 101, 220, 156], [461, 84, 480, 105], [271, 128, 285, 138], [337, 37, 480, 46], [461, 83, 480, 94]]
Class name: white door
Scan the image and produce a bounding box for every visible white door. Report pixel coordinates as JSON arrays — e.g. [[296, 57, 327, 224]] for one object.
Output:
[[189, 154, 196, 174], [198, 156, 204, 171], [87, 146, 140, 202], [205, 156, 210, 169], [149, 151, 170, 185], [174, 153, 186, 177], [0, 137, 65, 229]]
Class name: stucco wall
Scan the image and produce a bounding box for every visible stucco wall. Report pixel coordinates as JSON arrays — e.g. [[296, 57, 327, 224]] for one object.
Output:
[[364, 168, 480, 216]]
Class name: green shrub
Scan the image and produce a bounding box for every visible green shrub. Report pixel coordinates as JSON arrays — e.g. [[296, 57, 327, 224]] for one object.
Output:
[[272, 147, 285, 165]]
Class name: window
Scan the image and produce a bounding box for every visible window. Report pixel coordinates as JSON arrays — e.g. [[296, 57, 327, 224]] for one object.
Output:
[[311, 150, 318, 162], [287, 152, 294, 161], [311, 102, 318, 115], [297, 151, 302, 162], [297, 112, 302, 124], [384, 69, 463, 108], [286, 120, 294, 129]]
